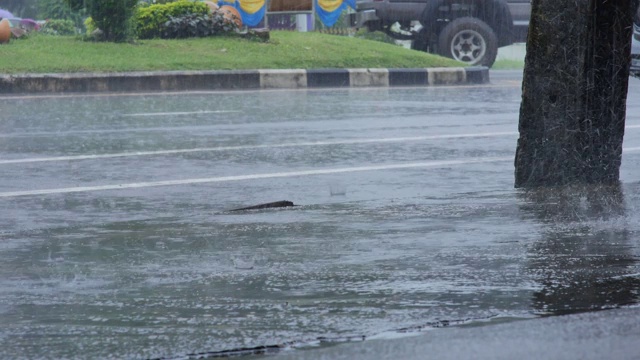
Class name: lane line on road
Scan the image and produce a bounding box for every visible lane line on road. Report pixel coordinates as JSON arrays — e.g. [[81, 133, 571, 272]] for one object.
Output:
[[0, 126, 217, 138], [0, 132, 518, 165], [122, 110, 239, 117], [0, 157, 512, 198], [4, 118, 634, 139], [4, 125, 640, 165]]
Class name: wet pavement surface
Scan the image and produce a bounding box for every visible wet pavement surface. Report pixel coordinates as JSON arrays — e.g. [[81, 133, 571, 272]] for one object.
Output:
[[0, 71, 639, 359], [280, 306, 640, 360]]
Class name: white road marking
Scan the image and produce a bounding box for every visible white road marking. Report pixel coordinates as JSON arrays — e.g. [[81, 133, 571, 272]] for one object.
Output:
[[0, 157, 511, 198], [122, 110, 238, 117], [4, 125, 640, 165], [2, 124, 639, 165], [0, 132, 517, 165]]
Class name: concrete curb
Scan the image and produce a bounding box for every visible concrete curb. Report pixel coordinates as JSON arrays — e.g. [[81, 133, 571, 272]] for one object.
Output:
[[0, 67, 489, 94]]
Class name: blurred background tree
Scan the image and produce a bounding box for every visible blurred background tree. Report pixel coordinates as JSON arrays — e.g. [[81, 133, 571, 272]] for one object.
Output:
[[38, 0, 86, 29], [65, 0, 138, 42]]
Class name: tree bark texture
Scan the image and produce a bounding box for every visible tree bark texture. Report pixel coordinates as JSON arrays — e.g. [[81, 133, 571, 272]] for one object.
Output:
[[514, 0, 639, 188]]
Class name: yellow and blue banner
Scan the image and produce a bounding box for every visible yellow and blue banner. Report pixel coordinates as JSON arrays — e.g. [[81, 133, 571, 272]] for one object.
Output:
[[212, 0, 266, 27], [315, 0, 355, 27], [209, 0, 355, 28]]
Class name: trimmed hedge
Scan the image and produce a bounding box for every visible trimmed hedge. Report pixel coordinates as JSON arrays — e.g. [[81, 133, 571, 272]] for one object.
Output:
[[162, 12, 238, 39], [136, 0, 210, 39]]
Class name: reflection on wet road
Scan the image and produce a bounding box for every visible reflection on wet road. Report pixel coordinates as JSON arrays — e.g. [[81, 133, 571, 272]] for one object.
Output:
[[0, 72, 639, 359]]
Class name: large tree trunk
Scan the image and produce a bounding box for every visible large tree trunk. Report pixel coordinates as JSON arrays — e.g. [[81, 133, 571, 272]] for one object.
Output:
[[514, 0, 638, 188]]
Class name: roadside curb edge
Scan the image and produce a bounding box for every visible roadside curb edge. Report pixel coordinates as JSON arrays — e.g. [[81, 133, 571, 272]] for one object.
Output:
[[0, 67, 489, 94]]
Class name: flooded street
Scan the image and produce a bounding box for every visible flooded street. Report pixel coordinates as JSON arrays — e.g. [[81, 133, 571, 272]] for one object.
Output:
[[1, 72, 639, 359]]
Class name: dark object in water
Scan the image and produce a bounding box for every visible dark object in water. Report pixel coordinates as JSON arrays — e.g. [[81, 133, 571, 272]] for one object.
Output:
[[230, 200, 295, 212], [150, 343, 291, 359]]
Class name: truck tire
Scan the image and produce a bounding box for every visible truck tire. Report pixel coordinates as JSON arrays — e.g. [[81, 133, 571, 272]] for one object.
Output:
[[437, 17, 498, 67]]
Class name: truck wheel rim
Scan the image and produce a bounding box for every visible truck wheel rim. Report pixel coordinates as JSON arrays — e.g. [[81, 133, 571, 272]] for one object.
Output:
[[450, 29, 486, 64]]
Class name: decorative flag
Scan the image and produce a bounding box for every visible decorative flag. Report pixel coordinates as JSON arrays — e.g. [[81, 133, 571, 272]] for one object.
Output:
[[315, 0, 355, 27], [237, 0, 266, 27], [208, 0, 266, 27], [208, 0, 355, 28]]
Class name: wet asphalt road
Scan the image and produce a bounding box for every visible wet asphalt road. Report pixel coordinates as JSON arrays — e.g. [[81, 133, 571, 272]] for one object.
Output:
[[0, 72, 639, 359]]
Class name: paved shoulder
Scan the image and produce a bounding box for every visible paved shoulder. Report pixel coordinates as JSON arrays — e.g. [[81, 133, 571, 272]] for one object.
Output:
[[0, 67, 489, 94], [281, 307, 640, 360]]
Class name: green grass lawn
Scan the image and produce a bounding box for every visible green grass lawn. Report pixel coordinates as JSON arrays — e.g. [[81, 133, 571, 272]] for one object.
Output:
[[0, 31, 464, 74], [493, 59, 525, 70]]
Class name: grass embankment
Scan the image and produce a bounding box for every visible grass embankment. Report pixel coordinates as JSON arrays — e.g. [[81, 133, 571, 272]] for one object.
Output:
[[0, 31, 464, 74], [492, 59, 525, 70]]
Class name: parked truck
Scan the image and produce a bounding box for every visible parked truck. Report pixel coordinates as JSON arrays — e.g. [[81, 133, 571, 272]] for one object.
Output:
[[355, 0, 531, 67]]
